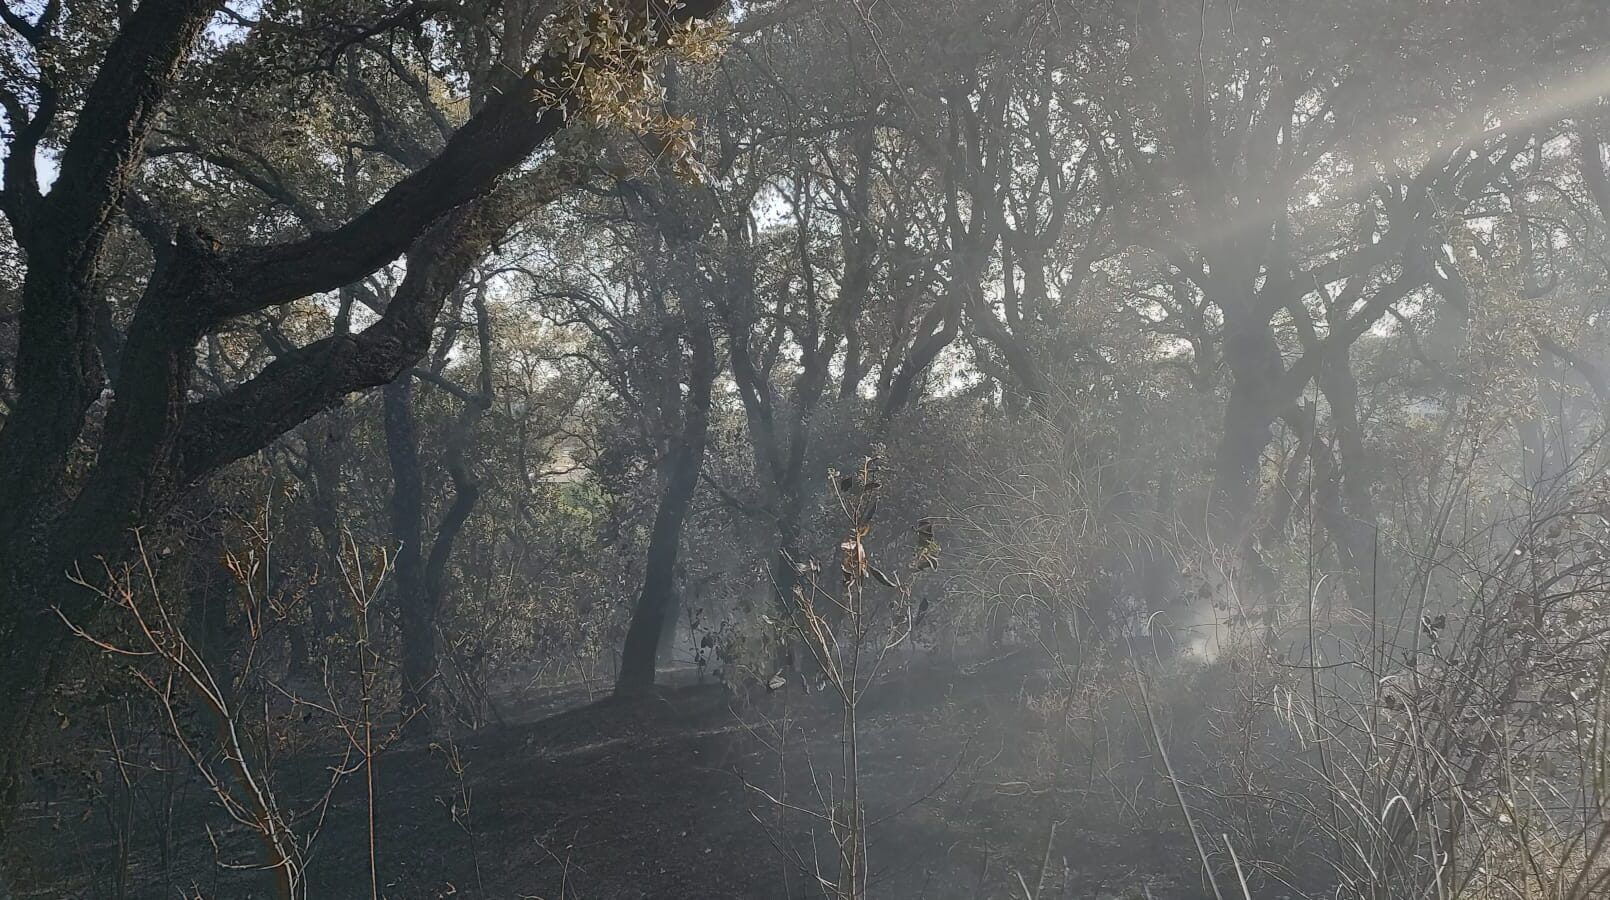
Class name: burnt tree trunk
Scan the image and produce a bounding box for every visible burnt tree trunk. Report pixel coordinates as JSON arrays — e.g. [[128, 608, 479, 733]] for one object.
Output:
[[0, 1, 230, 829], [615, 312, 716, 694], [1212, 312, 1285, 546], [383, 287, 493, 734], [1318, 353, 1384, 610], [384, 380, 437, 730]]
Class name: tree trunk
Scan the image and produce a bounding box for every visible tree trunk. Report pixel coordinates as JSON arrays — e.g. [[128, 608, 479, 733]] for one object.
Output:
[[1210, 307, 1287, 554], [301, 419, 351, 644], [1318, 353, 1383, 609], [384, 295, 491, 735], [384, 380, 437, 733], [1213, 385, 1277, 539], [615, 320, 716, 694]]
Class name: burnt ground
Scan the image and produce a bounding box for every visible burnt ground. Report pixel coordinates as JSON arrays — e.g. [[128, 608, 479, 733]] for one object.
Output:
[[9, 651, 1230, 899]]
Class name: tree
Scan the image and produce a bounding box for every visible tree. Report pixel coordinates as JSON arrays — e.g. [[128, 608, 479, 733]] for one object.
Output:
[[1065, 0, 1605, 596], [0, 0, 726, 825]]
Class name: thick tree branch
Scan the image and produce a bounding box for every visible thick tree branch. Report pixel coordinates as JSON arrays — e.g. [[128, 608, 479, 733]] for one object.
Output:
[[41, 0, 217, 257], [217, 0, 724, 322]]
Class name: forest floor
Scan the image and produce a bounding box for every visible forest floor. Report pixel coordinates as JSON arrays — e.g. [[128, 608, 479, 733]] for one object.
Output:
[[11, 650, 1228, 899]]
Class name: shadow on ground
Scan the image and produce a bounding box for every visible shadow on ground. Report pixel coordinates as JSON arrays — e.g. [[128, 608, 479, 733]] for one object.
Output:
[[11, 652, 1217, 899]]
